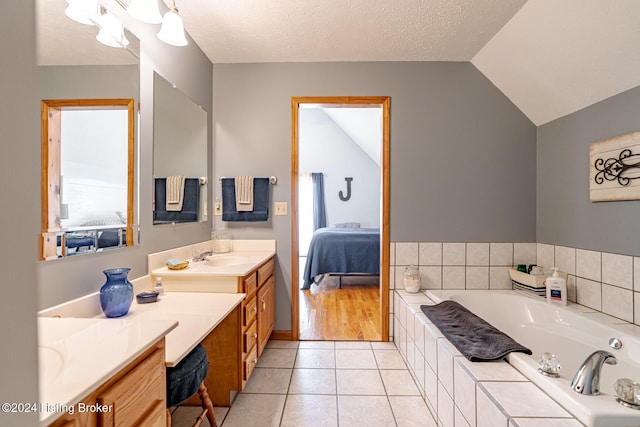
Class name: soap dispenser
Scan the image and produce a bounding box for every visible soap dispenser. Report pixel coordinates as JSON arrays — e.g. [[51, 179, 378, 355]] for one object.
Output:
[[546, 267, 567, 305]]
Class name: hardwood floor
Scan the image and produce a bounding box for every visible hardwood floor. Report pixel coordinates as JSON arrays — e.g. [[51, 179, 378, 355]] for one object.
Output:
[[299, 275, 381, 341]]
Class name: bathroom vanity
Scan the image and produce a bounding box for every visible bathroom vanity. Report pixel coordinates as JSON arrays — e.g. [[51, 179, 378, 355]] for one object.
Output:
[[147, 240, 276, 405], [47, 338, 168, 427], [39, 240, 276, 425]]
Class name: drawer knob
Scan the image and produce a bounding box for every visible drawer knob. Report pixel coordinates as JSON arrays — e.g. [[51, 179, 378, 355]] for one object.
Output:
[[253, 358, 258, 364], [253, 333, 258, 339], [253, 307, 257, 313]]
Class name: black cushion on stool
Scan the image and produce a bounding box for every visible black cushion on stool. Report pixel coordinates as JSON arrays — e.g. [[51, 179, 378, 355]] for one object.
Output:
[[166, 344, 209, 408]]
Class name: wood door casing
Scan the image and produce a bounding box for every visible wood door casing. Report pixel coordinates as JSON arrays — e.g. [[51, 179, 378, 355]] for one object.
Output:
[[291, 96, 391, 341]]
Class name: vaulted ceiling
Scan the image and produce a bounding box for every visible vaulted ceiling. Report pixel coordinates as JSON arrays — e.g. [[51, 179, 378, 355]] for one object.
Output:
[[38, 0, 640, 125]]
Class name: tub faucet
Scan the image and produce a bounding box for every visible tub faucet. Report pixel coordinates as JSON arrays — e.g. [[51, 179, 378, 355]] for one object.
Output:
[[192, 250, 213, 262], [570, 350, 617, 395]]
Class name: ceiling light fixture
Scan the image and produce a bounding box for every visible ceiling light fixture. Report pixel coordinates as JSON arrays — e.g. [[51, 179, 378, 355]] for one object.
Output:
[[127, 0, 163, 25], [96, 9, 130, 48], [157, 1, 188, 47], [64, 0, 99, 25]]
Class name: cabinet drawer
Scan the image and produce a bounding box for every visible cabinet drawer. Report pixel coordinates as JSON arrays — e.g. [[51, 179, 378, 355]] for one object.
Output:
[[257, 258, 274, 287], [242, 296, 257, 328], [136, 399, 165, 427], [243, 272, 257, 295], [98, 348, 165, 426], [243, 320, 258, 355], [243, 346, 258, 383]]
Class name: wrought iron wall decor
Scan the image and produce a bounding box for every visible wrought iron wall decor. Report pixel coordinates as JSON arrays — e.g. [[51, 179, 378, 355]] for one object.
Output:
[[339, 177, 353, 201], [594, 149, 640, 186], [589, 131, 640, 202]]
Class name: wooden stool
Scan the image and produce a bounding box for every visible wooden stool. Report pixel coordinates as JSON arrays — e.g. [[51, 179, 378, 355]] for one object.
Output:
[[166, 344, 217, 427]]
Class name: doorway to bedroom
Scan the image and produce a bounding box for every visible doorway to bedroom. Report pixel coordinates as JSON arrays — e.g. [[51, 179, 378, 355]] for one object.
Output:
[[291, 96, 390, 341]]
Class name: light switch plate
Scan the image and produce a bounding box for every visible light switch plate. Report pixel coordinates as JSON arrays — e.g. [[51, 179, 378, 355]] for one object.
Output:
[[274, 201, 288, 216], [214, 201, 222, 216]]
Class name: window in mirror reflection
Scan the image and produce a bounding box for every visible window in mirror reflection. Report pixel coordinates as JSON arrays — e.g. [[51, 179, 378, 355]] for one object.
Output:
[[40, 99, 135, 260]]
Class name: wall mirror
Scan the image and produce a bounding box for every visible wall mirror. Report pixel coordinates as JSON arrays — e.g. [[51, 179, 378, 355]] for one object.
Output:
[[153, 72, 208, 224], [37, 0, 140, 260]]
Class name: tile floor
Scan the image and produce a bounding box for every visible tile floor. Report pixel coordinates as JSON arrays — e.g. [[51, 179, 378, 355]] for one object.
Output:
[[171, 340, 436, 427]]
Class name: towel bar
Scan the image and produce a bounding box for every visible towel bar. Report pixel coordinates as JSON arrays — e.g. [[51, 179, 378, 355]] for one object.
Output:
[[219, 176, 277, 185]]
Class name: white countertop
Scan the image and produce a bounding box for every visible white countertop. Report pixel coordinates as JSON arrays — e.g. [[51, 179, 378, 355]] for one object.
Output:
[[117, 292, 246, 366], [150, 251, 275, 277], [38, 316, 177, 426], [38, 292, 245, 425]]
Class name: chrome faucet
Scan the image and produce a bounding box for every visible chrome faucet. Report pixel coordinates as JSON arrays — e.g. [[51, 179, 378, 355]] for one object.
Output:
[[570, 350, 617, 395], [192, 250, 213, 262]]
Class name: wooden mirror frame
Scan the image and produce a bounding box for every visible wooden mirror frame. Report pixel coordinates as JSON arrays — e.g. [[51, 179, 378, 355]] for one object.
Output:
[[40, 98, 135, 260]]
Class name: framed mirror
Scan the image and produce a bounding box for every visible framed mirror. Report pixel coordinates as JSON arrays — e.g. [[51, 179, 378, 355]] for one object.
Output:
[[40, 99, 135, 260], [153, 72, 208, 224], [37, 0, 140, 260]]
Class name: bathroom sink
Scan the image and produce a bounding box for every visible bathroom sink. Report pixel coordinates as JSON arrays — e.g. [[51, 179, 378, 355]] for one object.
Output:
[[204, 255, 249, 267], [39, 346, 64, 386]]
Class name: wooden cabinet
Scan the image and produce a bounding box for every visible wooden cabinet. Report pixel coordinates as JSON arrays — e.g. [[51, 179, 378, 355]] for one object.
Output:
[[49, 339, 167, 427], [239, 256, 274, 387], [190, 255, 276, 407], [257, 275, 275, 356]]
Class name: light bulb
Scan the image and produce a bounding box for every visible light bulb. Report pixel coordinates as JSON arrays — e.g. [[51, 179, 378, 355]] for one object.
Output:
[[64, 0, 99, 25], [128, 0, 163, 24], [96, 11, 130, 48], [157, 7, 188, 47]]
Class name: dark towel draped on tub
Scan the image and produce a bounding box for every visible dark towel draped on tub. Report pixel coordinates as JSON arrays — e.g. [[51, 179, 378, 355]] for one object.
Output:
[[420, 300, 532, 362]]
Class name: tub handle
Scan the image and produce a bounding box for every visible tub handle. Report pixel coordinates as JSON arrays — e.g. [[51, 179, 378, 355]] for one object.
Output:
[[537, 352, 561, 378], [609, 337, 623, 350]]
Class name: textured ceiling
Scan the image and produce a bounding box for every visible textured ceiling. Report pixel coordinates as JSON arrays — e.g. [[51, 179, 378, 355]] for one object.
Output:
[[179, 0, 526, 63], [38, 0, 640, 125]]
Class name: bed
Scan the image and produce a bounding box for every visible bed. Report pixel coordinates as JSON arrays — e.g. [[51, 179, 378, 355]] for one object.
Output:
[[302, 227, 380, 290]]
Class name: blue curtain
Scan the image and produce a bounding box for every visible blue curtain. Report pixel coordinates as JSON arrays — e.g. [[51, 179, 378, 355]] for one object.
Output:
[[312, 173, 326, 230]]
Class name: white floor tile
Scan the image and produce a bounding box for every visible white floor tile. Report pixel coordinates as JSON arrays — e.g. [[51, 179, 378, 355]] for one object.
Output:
[[336, 369, 386, 395], [380, 369, 421, 396], [289, 369, 336, 394], [295, 349, 336, 369], [336, 349, 377, 369], [335, 341, 372, 349], [338, 395, 396, 427], [374, 349, 408, 369], [256, 348, 297, 368], [242, 368, 292, 394], [281, 394, 338, 427], [389, 396, 437, 427], [221, 394, 286, 427], [298, 341, 335, 349]]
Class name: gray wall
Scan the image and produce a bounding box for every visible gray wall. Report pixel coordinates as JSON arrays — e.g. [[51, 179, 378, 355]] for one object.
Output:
[[0, 3, 39, 425], [537, 85, 640, 256], [213, 62, 536, 330], [299, 109, 381, 228], [37, 1, 213, 309]]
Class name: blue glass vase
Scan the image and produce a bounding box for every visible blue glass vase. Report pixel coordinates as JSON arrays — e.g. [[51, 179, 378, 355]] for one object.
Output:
[[100, 268, 133, 318]]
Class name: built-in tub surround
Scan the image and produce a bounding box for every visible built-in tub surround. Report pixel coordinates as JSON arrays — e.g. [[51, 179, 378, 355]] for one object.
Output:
[[388, 241, 640, 342], [148, 239, 276, 292], [395, 289, 640, 427]]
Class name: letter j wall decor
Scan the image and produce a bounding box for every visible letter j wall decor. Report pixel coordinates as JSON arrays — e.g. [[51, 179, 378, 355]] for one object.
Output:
[[589, 131, 640, 202]]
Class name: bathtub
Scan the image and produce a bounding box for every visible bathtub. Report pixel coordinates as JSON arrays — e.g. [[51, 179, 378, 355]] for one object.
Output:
[[426, 290, 640, 427]]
